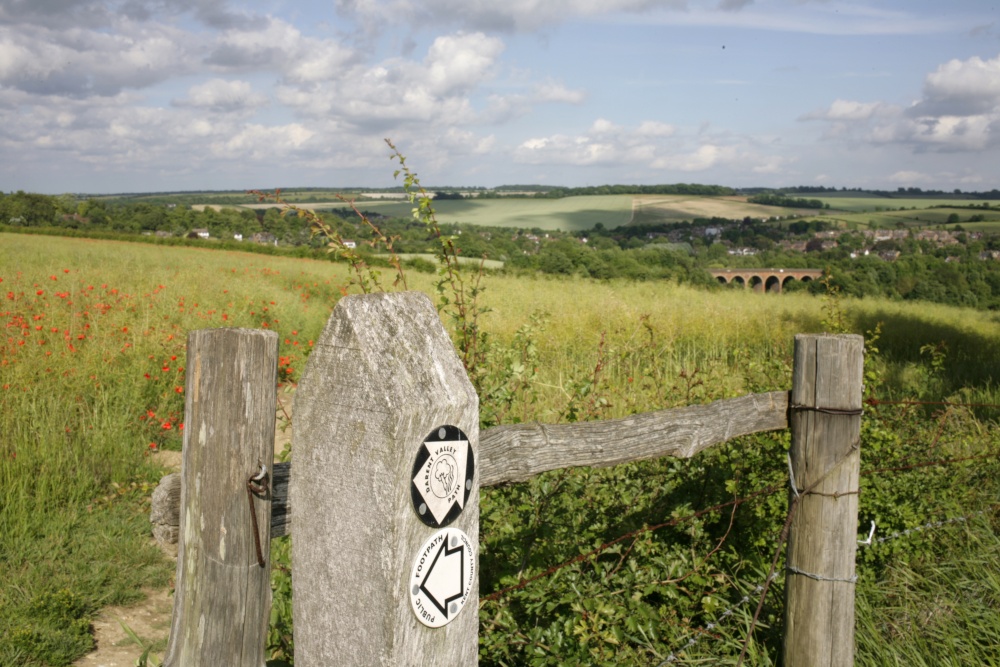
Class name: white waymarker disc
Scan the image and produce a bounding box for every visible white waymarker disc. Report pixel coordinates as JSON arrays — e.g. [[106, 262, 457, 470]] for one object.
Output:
[[408, 527, 476, 628]]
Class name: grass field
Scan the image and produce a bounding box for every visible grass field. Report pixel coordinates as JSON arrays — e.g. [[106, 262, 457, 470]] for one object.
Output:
[[249, 195, 636, 231], [3, 232, 1000, 665], [813, 196, 996, 211], [814, 207, 1000, 231], [182, 191, 1000, 233], [212, 193, 824, 232], [630, 194, 815, 225], [393, 253, 505, 270]]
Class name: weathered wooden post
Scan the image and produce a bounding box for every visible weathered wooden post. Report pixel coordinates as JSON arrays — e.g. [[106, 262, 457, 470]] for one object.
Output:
[[291, 292, 480, 666], [163, 328, 278, 667], [783, 334, 863, 666]]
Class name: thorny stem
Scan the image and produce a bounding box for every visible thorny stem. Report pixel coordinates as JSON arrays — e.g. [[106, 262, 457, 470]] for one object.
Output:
[[247, 188, 407, 293], [385, 138, 489, 378]]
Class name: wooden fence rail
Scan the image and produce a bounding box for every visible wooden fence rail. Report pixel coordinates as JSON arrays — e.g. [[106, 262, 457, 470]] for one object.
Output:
[[151, 390, 789, 540], [152, 291, 860, 666]]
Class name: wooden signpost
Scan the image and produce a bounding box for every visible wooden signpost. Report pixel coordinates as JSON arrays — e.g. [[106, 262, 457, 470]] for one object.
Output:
[[289, 292, 480, 666]]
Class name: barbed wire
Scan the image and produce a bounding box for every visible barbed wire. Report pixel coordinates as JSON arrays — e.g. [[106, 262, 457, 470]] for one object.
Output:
[[653, 572, 779, 666], [860, 503, 999, 548], [866, 398, 1000, 410], [481, 395, 999, 663], [861, 448, 1000, 477], [480, 439, 997, 597], [481, 443, 996, 605], [734, 439, 860, 666], [653, 501, 1000, 665]]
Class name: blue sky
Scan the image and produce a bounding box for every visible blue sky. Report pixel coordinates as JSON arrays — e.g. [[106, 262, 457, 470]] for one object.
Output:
[[0, 0, 998, 193]]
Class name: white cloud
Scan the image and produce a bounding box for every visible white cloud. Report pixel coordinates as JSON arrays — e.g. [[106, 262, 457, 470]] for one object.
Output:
[[801, 99, 885, 122], [530, 82, 587, 105], [425, 32, 504, 95], [0, 0, 116, 30], [336, 0, 686, 32], [515, 119, 755, 173], [201, 20, 527, 133], [590, 118, 620, 134], [635, 1, 974, 37], [439, 128, 497, 155], [653, 144, 739, 171], [273, 31, 512, 130], [334, 0, 964, 38], [875, 114, 996, 152], [516, 133, 628, 166], [0, 87, 327, 183], [0, 22, 197, 96], [803, 53, 1000, 153], [286, 41, 359, 84], [1, 0, 262, 30], [174, 79, 268, 112], [752, 155, 793, 175], [206, 18, 310, 70], [888, 170, 932, 184], [210, 123, 315, 160], [637, 121, 675, 137], [912, 54, 1000, 117]]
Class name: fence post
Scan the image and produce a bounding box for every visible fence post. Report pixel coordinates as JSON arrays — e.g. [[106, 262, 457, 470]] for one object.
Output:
[[162, 328, 278, 667], [290, 292, 480, 666], [783, 333, 863, 666]]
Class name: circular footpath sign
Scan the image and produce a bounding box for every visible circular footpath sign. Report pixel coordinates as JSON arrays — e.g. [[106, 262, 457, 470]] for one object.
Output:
[[409, 527, 476, 628], [410, 425, 475, 528]]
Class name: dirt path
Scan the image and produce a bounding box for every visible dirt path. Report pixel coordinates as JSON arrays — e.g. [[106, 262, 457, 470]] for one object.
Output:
[[74, 393, 293, 667], [73, 588, 174, 667]]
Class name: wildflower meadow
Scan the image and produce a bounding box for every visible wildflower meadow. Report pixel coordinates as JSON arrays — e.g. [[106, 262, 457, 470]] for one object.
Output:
[[4, 232, 1000, 665]]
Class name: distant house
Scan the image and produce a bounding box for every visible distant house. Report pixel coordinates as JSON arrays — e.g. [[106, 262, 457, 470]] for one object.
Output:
[[155, 231, 172, 238], [863, 229, 908, 242], [252, 232, 278, 246], [188, 228, 210, 239], [879, 250, 901, 262], [915, 230, 958, 246], [780, 240, 808, 252], [342, 240, 357, 249]]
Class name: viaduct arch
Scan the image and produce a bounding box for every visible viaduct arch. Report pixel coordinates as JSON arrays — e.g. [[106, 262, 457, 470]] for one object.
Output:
[[708, 268, 824, 294]]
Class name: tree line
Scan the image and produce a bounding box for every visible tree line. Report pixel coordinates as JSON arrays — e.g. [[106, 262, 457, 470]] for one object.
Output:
[[4, 190, 1000, 310]]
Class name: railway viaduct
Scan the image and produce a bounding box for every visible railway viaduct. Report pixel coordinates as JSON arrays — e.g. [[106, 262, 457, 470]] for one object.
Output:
[[708, 268, 824, 293]]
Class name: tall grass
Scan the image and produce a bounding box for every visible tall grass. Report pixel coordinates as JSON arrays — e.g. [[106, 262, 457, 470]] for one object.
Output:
[[856, 517, 1000, 666], [3, 232, 1000, 664], [0, 236, 348, 665]]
